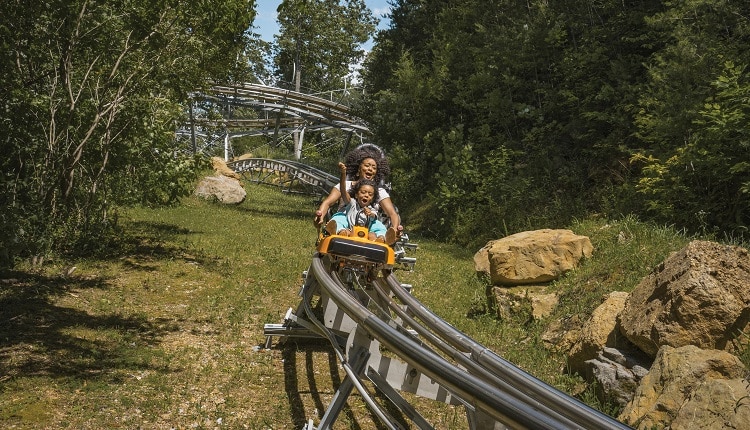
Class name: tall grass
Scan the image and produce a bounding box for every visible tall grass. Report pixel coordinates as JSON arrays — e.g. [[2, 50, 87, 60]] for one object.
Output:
[[0, 184, 710, 429]]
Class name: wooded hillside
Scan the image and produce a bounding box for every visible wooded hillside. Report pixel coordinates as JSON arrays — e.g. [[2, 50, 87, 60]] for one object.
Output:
[[360, 0, 750, 246]]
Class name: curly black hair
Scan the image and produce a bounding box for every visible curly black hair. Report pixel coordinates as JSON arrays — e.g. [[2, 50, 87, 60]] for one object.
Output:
[[348, 178, 380, 204], [343, 144, 390, 185]]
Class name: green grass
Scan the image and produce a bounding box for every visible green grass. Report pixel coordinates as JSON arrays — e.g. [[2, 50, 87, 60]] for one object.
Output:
[[0, 184, 716, 429]]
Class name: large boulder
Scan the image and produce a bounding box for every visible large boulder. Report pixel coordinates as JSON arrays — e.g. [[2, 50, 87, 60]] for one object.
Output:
[[669, 378, 750, 430], [619, 240, 750, 357], [195, 175, 246, 204], [567, 291, 630, 375], [618, 345, 750, 429], [474, 229, 593, 286], [567, 292, 652, 407]]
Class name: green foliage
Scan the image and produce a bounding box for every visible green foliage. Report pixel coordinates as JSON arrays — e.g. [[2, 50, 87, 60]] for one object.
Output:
[[0, 0, 256, 268], [361, 0, 750, 244], [632, 0, 750, 236], [274, 0, 377, 91]]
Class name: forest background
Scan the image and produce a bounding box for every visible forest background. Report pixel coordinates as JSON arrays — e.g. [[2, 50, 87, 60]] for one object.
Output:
[[1, 0, 750, 268]]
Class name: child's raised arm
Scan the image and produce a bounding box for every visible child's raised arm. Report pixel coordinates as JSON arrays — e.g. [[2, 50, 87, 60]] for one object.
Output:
[[338, 162, 350, 205]]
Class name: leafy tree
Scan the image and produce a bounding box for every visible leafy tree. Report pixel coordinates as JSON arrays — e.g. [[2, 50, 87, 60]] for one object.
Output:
[[0, 0, 255, 268], [362, 0, 543, 240], [360, 1, 566, 240], [635, 61, 750, 234], [274, 0, 377, 92], [632, 0, 750, 235], [362, 0, 710, 244], [272, 0, 376, 161]]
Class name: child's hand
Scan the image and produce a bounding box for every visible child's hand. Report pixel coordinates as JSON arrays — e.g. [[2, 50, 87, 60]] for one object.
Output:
[[338, 162, 346, 173], [313, 210, 324, 226], [363, 207, 375, 219]]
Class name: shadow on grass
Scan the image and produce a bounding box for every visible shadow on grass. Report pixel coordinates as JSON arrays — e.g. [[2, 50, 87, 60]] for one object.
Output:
[[240, 183, 321, 221], [56, 219, 206, 268], [280, 338, 410, 430], [234, 203, 315, 221], [76, 220, 223, 274], [0, 272, 171, 384]]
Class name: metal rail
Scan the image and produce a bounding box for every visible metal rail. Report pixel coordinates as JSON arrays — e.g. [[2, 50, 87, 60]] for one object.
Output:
[[179, 82, 371, 158], [379, 274, 630, 429], [227, 157, 337, 197], [209, 83, 368, 133], [265, 251, 632, 429]]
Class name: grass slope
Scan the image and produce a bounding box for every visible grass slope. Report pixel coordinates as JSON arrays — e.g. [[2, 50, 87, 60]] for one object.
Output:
[[0, 184, 699, 429]]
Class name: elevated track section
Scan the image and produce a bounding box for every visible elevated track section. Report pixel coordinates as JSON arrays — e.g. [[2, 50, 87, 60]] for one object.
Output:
[[180, 82, 370, 160], [206, 83, 369, 137], [265, 243, 632, 429], [227, 157, 337, 197]]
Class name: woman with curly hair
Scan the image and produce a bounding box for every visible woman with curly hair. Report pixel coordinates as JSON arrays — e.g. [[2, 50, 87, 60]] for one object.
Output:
[[314, 144, 401, 243], [325, 162, 386, 241]]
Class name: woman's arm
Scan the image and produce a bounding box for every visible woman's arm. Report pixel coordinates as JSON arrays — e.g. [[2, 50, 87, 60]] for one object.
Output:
[[337, 162, 351, 206], [378, 197, 402, 235], [314, 186, 341, 227]]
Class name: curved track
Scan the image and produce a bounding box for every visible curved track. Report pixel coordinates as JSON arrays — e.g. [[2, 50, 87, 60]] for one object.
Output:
[[207, 83, 370, 136], [178, 83, 370, 159], [227, 157, 337, 197], [266, 251, 633, 429]]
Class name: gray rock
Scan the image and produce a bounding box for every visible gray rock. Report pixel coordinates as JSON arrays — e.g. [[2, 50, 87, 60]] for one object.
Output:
[[195, 175, 246, 204]]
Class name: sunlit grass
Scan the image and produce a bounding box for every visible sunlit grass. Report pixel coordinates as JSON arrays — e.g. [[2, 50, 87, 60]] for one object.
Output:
[[0, 184, 705, 428]]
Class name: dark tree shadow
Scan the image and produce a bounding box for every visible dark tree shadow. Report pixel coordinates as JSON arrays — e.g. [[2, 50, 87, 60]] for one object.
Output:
[[0, 271, 172, 382], [107, 220, 203, 259], [0, 220, 200, 383], [94, 219, 230, 275]]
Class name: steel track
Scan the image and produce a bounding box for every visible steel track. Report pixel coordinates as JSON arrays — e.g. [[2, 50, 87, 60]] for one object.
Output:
[[268, 254, 633, 429], [227, 157, 337, 197]]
